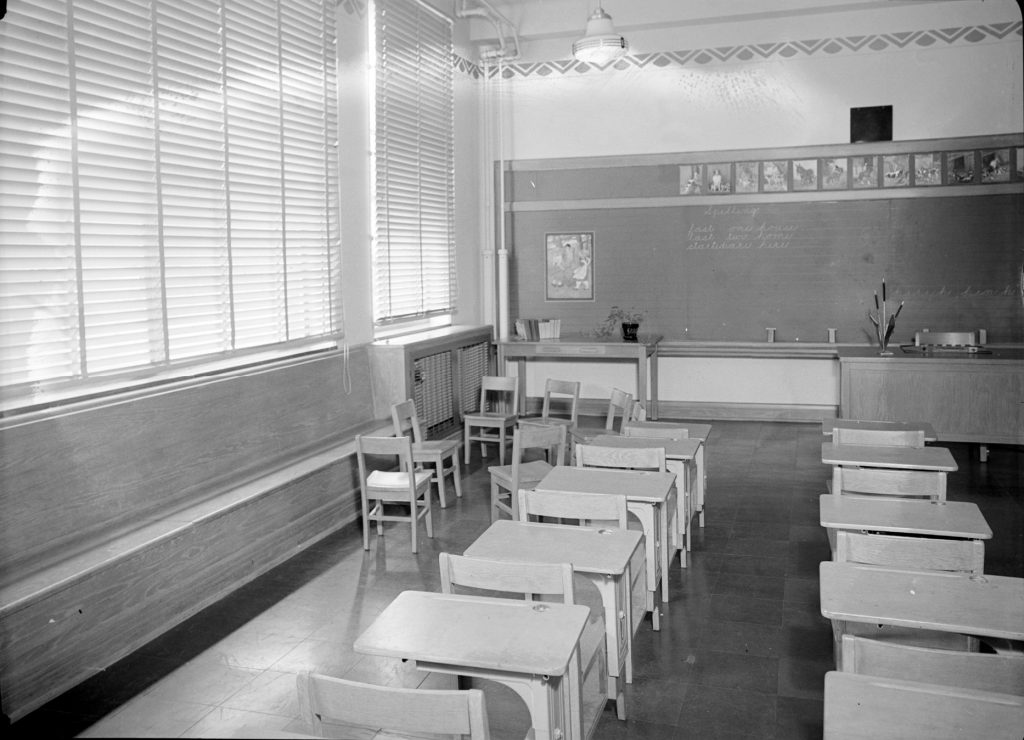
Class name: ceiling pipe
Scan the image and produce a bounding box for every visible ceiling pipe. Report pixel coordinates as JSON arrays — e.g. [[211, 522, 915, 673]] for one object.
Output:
[[455, 0, 520, 62]]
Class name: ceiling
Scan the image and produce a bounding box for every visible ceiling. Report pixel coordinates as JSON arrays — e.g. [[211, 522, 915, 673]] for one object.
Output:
[[463, 0, 987, 43]]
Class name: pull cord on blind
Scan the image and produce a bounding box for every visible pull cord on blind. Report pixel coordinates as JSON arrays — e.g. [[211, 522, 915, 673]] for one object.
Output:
[[371, 0, 456, 326], [0, 0, 341, 401]]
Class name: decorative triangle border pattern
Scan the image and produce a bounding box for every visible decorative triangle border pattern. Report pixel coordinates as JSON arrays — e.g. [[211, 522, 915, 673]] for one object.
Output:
[[476, 22, 1022, 79]]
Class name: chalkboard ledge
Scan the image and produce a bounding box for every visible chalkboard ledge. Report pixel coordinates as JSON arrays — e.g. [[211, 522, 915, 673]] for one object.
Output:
[[660, 341, 842, 359]]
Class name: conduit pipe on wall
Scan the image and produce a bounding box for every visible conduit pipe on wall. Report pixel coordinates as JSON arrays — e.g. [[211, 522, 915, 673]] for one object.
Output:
[[456, 0, 518, 340]]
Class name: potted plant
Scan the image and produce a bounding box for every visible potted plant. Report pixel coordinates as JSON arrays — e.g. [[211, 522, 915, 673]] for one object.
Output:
[[598, 305, 646, 341]]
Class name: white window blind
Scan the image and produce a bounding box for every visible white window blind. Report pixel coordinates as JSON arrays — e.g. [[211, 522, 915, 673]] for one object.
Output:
[[372, 0, 456, 326], [0, 0, 340, 399]]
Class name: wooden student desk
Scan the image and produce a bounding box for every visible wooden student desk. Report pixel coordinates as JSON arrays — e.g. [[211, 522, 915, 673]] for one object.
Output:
[[534, 465, 676, 631], [823, 419, 938, 442], [590, 433, 701, 564], [819, 562, 1024, 645], [821, 442, 958, 501], [465, 519, 645, 722], [354, 590, 589, 740], [819, 495, 992, 540], [497, 334, 662, 419], [623, 421, 711, 527]]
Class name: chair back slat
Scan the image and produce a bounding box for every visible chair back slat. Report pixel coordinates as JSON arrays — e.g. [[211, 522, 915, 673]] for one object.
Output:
[[518, 488, 629, 529], [604, 388, 634, 433], [575, 443, 666, 472], [834, 427, 926, 447], [834, 530, 984, 575], [840, 635, 1024, 696], [837, 467, 943, 500], [439, 552, 575, 604], [478, 375, 519, 414], [297, 671, 490, 738], [623, 422, 688, 440]]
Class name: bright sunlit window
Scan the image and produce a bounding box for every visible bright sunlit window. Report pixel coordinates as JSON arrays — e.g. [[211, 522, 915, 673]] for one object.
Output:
[[370, 0, 456, 335], [0, 0, 341, 409]]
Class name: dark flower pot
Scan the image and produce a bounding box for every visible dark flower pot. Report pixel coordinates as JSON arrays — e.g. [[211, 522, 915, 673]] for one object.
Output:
[[621, 322, 639, 342]]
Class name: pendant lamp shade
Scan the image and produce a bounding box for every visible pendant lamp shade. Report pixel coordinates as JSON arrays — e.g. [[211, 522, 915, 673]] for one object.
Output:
[[572, 6, 628, 64]]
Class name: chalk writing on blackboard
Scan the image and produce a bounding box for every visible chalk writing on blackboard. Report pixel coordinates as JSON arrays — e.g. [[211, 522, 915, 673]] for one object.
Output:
[[685, 220, 799, 251]]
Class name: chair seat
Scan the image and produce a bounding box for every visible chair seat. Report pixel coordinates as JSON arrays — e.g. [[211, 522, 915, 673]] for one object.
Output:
[[488, 459, 553, 489], [367, 469, 433, 492], [412, 438, 461, 457]]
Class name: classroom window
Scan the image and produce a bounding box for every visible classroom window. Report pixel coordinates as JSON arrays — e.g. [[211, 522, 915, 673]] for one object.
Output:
[[0, 0, 341, 408], [370, 0, 456, 331]]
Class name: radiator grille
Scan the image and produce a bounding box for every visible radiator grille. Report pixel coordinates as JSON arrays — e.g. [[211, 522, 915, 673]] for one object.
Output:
[[411, 339, 491, 438]]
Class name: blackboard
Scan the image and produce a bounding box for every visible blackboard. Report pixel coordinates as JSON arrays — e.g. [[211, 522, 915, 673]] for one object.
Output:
[[508, 194, 1024, 344]]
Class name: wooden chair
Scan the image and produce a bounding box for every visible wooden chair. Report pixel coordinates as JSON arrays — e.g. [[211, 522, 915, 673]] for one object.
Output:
[[392, 399, 463, 508], [573, 387, 634, 445], [574, 442, 690, 567], [296, 671, 490, 739], [521, 378, 581, 443], [356, 435, 434, 553], [840, 635, 1024, 695], [463, 376, 519, 466], [438, 552, 607, 738], [823, 670, 1024, 739], [833, 427, 926, 447], [489, 422, 567, 522], [832, 466, 946, 502], [834, 530, 984, 575]]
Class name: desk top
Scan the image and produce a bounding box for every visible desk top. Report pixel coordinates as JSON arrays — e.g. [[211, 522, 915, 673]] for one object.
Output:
[[465, 520, 642, 576], [821, 442, 957, 472], [824, 419, 937, 441], [354, 590, 589, 677], [819, 562, 1024, 641], [536, 466, 676, 503], [819, 495, 992, 539], [590, 434, 700, 461], [623, 421, 712, 441]]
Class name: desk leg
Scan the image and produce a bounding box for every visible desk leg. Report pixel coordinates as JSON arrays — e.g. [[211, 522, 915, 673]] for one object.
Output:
[[659, 497, 673, 596], [696, 445, 706, 527], [588, 572, 628, 720], [650, 348, 659, 420], [628, 502, 662, 630]]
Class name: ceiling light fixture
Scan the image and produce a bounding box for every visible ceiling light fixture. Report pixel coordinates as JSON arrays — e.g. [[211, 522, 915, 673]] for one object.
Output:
[[572, 5, 628, 65]]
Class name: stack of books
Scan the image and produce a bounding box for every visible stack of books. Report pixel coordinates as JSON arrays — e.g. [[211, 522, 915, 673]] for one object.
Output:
[[515, 318, 561, 340]]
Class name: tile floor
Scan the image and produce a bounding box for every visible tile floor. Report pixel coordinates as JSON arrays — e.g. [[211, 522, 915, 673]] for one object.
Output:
[[8, 420, 1023, 738]]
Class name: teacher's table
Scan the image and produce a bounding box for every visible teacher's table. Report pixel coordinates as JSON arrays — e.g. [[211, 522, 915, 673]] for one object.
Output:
[[534, 465, 676, 631], [354, 590, 589, 740], [590, 433, 701, 565], [821, 442, 957, 501], [623, 421, 711, 528], [819, 562, 1024, 649], [497, 334, 662, 420], [465, 519, 645, 721]]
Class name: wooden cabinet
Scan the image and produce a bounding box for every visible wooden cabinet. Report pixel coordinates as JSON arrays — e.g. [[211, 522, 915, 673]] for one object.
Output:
[[369, 326, 494, 438], [839, 348, 1024, 446]]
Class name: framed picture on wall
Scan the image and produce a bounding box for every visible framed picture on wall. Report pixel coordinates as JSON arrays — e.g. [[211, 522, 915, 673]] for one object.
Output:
[[851, 155, 878, 188], [882, 155, 909, 187], [680, 164, 704, 195], [762, 160, 788, 191], [792, 159, 818, 191], [946, 151, 975, 184], [735, 162, 759, 193], [913, 153, 942, 186], [980, 149, 1010, 183], [545, 232, 594, 301], [706, 163, 732, 193], [822, 158, 847, 190]]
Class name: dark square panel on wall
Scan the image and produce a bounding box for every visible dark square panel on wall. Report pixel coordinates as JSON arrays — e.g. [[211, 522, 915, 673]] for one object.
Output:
[[851, 105, 892, 143]]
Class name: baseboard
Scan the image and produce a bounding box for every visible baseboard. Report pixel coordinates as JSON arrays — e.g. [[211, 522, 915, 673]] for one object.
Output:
[[526, 397, 837, 423], [655, 401, 838, 423]]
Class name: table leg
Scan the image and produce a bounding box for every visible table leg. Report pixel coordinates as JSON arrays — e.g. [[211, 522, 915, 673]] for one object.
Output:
[[696, 444, 706, 527]]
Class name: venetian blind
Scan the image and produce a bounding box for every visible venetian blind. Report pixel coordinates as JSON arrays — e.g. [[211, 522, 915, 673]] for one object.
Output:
[[0, 0, 340, 398], [372, 0, 456, 325]]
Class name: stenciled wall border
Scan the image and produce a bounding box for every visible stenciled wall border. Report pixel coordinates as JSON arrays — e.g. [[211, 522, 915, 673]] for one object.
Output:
[[484, 21, 1022, 79]]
